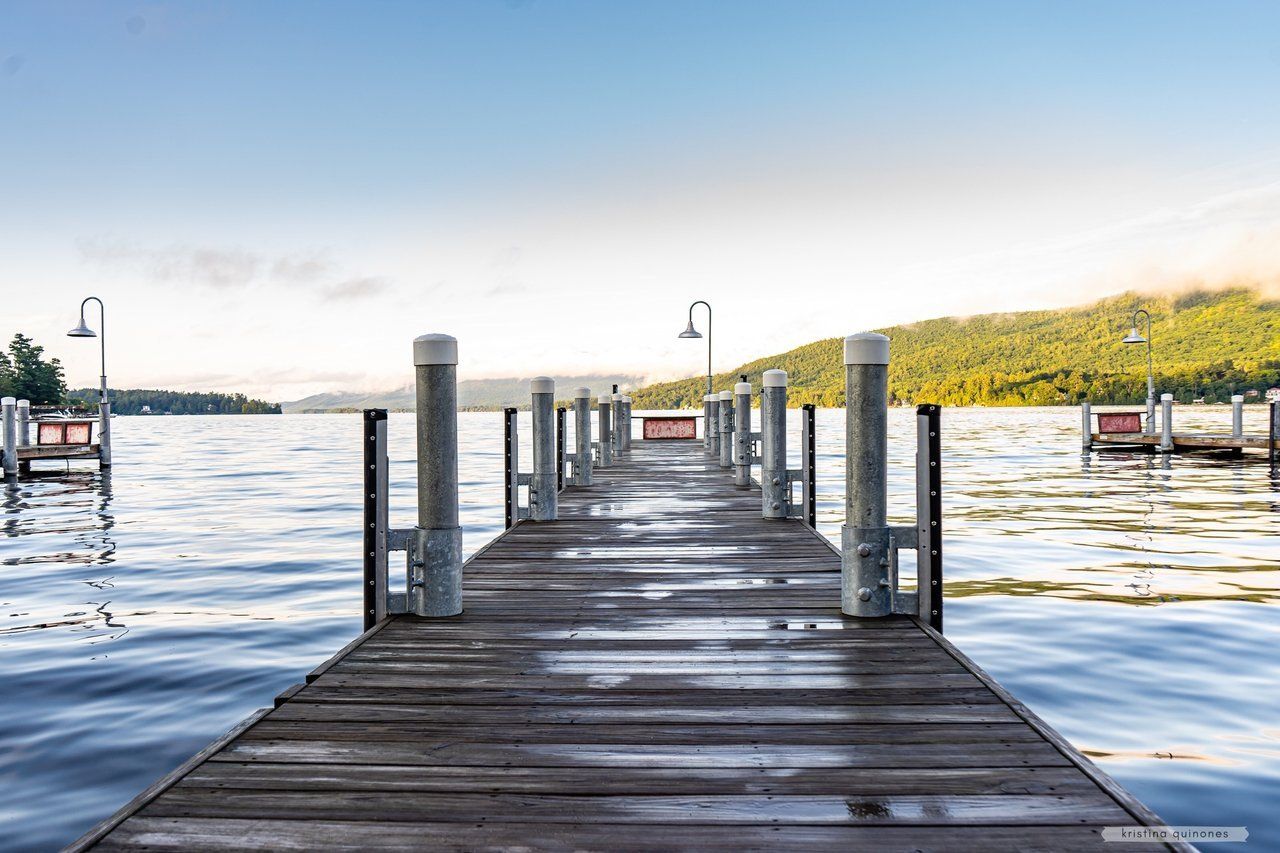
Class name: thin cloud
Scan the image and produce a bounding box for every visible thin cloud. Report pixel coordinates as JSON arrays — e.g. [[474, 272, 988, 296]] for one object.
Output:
[[322, 277, 390, 300], [78, 237, 393, 300]]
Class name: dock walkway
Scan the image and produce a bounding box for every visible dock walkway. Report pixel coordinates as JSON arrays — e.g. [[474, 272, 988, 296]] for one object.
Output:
[[76, 440, 1173, 851]]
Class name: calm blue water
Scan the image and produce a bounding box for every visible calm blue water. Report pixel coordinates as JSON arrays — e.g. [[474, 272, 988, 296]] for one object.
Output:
[[2, 407, 1276, 849]]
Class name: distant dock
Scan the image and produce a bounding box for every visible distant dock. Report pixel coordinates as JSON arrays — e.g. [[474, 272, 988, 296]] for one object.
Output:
[[1083, 397, 1280, 463], [2, 398, 109, 479]]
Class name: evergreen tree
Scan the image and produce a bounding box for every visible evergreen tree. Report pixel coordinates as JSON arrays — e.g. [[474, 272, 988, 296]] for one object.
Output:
[[7, 334, 67, 404]]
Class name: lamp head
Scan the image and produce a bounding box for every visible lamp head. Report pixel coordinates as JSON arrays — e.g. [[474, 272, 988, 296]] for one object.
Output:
[[67, 318, 96, 338], [678, 319, 702, 339], [1121, 327, 1147, 345]]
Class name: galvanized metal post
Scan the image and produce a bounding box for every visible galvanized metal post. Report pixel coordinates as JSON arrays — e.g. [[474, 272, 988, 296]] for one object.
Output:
[[530, 377, 558, 522], [98, 397, 112, 467], [1081, 402, 1092, 452], [761, 370, 788, 518], [718, 390, 734, 469], [705, 394, 720, 457], [1159, 393, 1174, 453], [574, 387, 593, 486], [1270, 401, 1279, 468], [801, 404, 816, 528], [611, 393, 624, 454], [556, 406, 566, 492], [597, 394, 613, 467], [1145, 395, 1156, 436], [621, 396, 633, 451], [1231, 394, 1244, 437], [504, 407, 518, 527], [16, 400, 29, 448], [916, 404, 943, 633], [1, 397, 16, 478], [841, 333, 891, 618], [733, 380, 753, 487], [363, 409, 389, 631], [410, 333, 463, 617]]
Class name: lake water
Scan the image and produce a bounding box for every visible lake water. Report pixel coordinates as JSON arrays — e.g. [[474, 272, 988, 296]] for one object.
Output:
[[2, 407, 1277, 849]]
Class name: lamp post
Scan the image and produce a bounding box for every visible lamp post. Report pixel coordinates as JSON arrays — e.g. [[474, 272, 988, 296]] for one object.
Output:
[[678, 300, 712, 396], [68, 296, 111, 466], [1121, 309, 1155, 435]]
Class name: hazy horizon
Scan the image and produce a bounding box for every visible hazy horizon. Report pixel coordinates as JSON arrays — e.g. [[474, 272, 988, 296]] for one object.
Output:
[[7, 0, 1280, 400]]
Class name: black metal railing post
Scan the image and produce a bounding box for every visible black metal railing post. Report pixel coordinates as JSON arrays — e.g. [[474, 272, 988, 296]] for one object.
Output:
[[916, 403, 943, 633], [556, 406, 566, 492], [801, 403, 816, 528], [504, 407, 518, 528], [362, 408, 389, 631]]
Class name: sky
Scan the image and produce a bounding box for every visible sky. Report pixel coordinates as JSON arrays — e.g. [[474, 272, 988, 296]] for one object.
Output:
[[5, 0, 1280, 401]]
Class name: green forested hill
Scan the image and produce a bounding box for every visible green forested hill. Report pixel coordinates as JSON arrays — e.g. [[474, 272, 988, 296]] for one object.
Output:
[[631, 288, 1280, 408]]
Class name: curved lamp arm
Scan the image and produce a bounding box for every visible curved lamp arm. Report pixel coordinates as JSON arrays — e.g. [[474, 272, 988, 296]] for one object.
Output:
[[80, 296, 107, 401], [688, 300, 712, 395]]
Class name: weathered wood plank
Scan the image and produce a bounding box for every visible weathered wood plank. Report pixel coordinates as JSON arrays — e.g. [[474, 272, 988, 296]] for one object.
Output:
[[94, 818, 1166, 852], [179, 762, 1094, 795]]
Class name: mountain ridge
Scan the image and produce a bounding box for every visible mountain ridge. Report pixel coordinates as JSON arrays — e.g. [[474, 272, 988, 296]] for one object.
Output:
[[630, 288, 1280, 409]]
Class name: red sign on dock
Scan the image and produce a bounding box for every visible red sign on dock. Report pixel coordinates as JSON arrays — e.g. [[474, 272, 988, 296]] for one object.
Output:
[[642, 416, 697, 440], [1096, 412, 1142, 433]]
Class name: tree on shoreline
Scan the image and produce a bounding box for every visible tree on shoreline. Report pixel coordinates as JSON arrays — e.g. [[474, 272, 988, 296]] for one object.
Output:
[[0, 334, 67, 404]]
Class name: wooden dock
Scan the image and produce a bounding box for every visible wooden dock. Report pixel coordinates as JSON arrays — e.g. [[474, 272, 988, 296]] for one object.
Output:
[[74, 440, 1176, 851], [1093, 431, 1278, 453]]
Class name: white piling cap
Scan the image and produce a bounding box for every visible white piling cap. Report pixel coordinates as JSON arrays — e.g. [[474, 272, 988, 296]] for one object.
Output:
[[762, 369, 787, 387], [719, 390, 733, 401], [413, 333, 458, 366], [844, 332, 889, 365], [1, 397, 14, 406], [612, 393, 623, 401], [530, 376, 554, 394], [598, 394, 611, 404], [1161, 393, 1174, 401], [16, 399, 29, 408], [574, 387, 591, 399], [622, 396, 632, 403], [703, 394, 716, 402], [734, 381, 752, 395], [1232, 394, 1244, 402]]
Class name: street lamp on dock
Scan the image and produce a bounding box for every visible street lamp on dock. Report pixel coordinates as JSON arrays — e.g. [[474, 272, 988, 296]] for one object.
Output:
[[67, 296, 111, 466], [678, 300, 712, 396], [1122, 308, 1155, 435]]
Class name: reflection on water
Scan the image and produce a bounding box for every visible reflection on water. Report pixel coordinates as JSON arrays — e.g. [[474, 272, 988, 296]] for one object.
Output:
[[0, 408, 1277, 849]]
